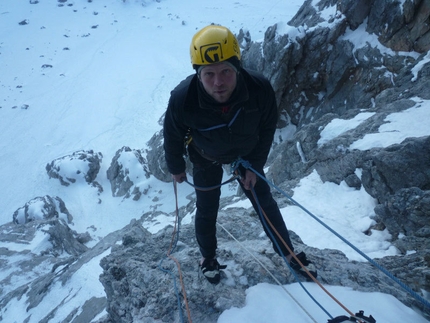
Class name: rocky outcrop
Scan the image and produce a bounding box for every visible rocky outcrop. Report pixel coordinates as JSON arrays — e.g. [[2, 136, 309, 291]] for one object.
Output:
[[365, 0, 430, 53], [46, 149, 103, 187], [12, 195, 73, 224], [106, 146, 150, 200], [293, 0, 430, 54], [0, 216, 134, 322], [361, 136, 430, 202], [98, 211, 429, 323], [0, 218, 90, 316], [240, 0, 430, 129], [146, 130, 171, 183]]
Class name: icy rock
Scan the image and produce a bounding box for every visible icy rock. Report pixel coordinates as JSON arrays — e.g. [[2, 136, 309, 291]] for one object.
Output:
[[46, 149, 103, 187], [12, 195, 73, 224], [106, 146, 150, 200]]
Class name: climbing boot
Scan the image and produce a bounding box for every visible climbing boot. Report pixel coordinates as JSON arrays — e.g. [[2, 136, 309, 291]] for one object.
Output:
[[200, 258, 227, 284], [290, 251, 317, 280]]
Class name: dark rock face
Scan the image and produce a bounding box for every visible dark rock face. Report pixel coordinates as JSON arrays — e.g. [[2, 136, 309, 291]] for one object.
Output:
[[375, 187, 430, 247], [367, 0, 430, 53], [146, 130, 171, 183], [242, 0, 430, 129], [146, 129, 194, 184], [361, 136, 430, 202]]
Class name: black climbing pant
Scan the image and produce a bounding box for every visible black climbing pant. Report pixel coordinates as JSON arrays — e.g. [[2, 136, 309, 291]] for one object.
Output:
[[191, 157, 295, 260]]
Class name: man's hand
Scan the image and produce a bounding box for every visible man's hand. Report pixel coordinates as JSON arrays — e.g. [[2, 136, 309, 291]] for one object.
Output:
[[172, 172, 187, 183], [240, 169, 257, 190]]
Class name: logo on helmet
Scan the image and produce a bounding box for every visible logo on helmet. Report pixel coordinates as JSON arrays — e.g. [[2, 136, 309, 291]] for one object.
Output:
[[201, 43, 223, 64]]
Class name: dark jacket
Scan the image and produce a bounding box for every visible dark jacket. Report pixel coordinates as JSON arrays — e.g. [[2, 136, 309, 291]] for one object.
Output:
[[163, 68, 278, 175]]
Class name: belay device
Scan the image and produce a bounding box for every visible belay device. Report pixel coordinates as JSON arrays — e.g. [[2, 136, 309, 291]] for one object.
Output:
[[328, 310, 376, 323]]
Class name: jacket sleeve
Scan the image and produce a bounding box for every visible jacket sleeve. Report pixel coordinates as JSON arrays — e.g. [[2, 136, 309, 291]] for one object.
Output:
[[242, 79, 278, 172], [163, 92, 188, 175]]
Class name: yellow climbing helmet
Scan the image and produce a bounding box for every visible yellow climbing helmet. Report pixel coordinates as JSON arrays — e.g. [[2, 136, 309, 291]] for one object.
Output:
[[190, 25, 241, 69]]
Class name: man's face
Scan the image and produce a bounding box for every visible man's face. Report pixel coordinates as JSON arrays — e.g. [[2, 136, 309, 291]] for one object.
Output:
[[199, 62, 237, 103]]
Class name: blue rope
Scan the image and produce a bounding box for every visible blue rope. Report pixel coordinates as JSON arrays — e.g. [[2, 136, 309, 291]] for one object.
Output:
[[234, 158, 430, 310], [158, 261, 184, 323], [251, 185, 334, 319], [158, 181, 186, 323]]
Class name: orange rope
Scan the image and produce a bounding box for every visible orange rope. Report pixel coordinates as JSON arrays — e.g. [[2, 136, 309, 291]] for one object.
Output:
[[165, 180, 193, 323]]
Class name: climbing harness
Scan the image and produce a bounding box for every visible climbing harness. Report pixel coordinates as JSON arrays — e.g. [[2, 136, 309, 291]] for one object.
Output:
[[183, 108, 242, 154]]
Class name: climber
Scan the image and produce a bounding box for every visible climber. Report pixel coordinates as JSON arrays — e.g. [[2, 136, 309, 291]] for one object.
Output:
[[163, 24, 317, 284]]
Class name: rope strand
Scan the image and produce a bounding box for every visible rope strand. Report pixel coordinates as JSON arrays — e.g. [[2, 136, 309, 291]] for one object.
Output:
[[158, 180, 193, 323]]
